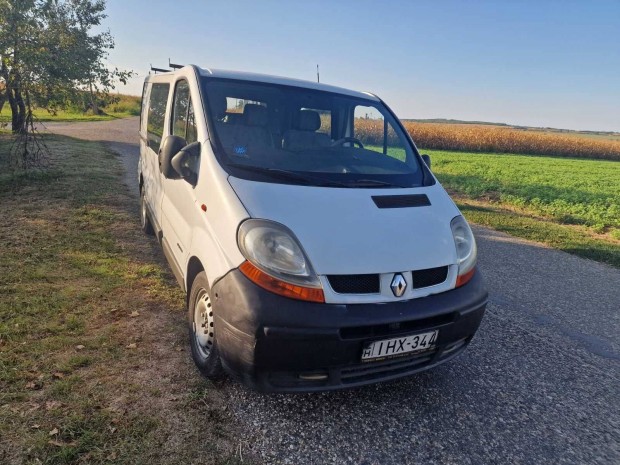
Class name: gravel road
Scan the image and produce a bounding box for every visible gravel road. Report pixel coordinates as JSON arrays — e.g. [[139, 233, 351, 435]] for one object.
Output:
[[42, 118, 620, 464]]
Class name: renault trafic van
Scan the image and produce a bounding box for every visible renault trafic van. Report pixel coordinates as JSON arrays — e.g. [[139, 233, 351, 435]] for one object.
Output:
[[138, 65, 488, 392]]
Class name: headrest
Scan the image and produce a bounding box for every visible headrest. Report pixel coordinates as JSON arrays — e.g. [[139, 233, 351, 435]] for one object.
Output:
[[210, 95, 227, 119], [296, 110, 321, 132], [243, 104, 268, 127]]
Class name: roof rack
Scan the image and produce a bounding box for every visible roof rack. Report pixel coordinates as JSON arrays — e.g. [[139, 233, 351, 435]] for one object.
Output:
[[150, 64, 170, 74], [168, 58, 184, 70], [149, 59, 184, 74]]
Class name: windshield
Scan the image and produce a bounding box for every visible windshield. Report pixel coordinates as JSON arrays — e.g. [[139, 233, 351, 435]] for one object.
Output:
[[202, 78, 426, 188]]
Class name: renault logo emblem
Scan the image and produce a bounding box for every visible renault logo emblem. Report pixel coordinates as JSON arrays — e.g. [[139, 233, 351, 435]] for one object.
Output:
[[390, 273, 407, 297]]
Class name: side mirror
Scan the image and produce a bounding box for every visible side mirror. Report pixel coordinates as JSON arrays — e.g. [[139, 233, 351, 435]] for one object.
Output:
[[171, 142, 201, 186], [159, 135, 187, 179], [421, 154, 431, 169]]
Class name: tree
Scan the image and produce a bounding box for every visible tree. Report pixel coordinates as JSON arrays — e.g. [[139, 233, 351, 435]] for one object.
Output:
[[0, 0, 132, 134]]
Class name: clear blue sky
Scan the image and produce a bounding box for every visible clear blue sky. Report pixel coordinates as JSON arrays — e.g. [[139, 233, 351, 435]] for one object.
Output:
[[104, 0, 620, 132]]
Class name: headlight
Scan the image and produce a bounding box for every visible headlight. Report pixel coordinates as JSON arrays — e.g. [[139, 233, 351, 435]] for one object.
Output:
[[450, 215, 477, 286], [237, 219, 321, 288]]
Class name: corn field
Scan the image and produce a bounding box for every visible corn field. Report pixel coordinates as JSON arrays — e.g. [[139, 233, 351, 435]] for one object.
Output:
[[354, 119, 620, 161]]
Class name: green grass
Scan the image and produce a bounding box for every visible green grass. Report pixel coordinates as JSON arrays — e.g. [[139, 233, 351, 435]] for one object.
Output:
[[0, 95, 141, 123], [0, 107, 134, 123], [365, 144, 407, 162], [425, 149, 620, 267], [458, 201, 620, 267], [0, 135, 238, 464], [0, 136, 164, 462], [427, 150, 620, 233]]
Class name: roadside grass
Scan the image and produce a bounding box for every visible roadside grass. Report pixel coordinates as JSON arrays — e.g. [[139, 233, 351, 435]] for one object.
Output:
[[0, 135, 241, 464], [425, 149, 620, 267], [0, 95, 141, 124], [457, 200, 620, 268], [426, 150, 620, 232], [0, 108, 130, 124]]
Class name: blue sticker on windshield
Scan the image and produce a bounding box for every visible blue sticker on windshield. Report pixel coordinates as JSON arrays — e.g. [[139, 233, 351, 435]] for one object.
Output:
[[233, 145, 248, 156]]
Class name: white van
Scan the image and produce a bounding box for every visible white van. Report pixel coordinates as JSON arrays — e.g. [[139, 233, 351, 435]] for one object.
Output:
[[138, 65, 487, 392]]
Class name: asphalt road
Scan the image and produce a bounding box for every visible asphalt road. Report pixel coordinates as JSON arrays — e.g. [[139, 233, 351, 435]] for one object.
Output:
[[42, 118, 620, 464]]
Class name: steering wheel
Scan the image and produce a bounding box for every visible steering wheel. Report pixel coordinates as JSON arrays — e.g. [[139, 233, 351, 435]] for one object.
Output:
[[331, 137, 364, 149]]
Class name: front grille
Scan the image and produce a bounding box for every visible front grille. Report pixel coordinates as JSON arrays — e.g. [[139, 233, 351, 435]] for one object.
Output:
[[412, 266, 449, 288], [326, 266, 449, 295], [327, 274, 380, 294]]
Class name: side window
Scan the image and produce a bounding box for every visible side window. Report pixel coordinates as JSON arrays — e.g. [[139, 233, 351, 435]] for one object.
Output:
[[354, 105, 407, 162], [186, 103, 197, 143], [172, 80, 197, 143], [147, 83, 170, 152]]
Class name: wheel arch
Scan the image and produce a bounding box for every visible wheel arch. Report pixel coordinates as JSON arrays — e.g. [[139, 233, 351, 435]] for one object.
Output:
[[186, 256, 205, 304]]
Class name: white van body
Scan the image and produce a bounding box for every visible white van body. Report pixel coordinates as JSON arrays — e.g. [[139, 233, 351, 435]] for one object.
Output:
[[139, 65, 487, 392]]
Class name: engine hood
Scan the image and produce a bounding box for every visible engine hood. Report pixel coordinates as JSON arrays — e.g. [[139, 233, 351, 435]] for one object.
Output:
[[228, 177, 461, 275]]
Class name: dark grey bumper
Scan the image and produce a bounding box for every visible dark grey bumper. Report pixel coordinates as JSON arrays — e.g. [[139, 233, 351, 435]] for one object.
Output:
[[211, 268, 488, 392]]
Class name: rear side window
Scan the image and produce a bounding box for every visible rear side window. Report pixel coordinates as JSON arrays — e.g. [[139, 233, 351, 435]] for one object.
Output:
[[147, 83, 170, 152], [172, 80, 197, 143]]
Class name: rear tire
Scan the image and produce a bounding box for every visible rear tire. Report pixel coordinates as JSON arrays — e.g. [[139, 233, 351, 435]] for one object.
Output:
[[188, 271, 223, 379], [140, 187, 154, 236]]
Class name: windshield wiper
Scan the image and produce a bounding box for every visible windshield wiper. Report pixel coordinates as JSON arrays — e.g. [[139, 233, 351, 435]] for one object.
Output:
[[345, 179, 403, 188], [226, 164, 348, 187]]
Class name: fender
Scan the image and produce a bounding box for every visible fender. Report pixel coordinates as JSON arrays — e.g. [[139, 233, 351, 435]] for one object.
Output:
[[183, 140, 249, 289]]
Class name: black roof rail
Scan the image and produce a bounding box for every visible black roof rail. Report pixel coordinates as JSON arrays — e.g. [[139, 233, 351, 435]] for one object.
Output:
[[150, 64, 170, 74], [169, 58, 184, 69]]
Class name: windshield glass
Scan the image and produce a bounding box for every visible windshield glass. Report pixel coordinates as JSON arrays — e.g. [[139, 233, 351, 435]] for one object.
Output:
[[202, 78, 425, 188]]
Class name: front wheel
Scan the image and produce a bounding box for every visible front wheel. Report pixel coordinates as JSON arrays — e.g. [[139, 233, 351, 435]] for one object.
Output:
[[188, 272, 223, 379]]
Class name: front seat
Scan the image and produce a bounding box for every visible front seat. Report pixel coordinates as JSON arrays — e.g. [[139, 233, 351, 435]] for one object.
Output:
[[283, 110, 331, 151], [240, 104, 273, 148], [214, 103, 273, 153]]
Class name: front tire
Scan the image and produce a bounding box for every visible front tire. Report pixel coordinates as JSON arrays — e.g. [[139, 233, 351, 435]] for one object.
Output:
[[188, 272, 223, 378]]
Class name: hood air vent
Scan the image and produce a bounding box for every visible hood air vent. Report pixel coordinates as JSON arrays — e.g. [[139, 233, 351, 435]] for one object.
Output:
[[372, 194, 431, 209]]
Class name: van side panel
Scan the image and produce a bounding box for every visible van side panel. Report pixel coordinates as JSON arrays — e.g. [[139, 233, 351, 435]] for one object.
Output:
[[139, 82, 158, 227], [139, 78, 172, 232], [184, 141, 249, 289], [138, 81, 150, 177], [141, 68, 248, 290], [160, 77, 200, 273]]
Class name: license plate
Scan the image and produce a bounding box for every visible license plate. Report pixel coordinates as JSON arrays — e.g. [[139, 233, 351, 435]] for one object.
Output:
[[361, 330, 438, 362]]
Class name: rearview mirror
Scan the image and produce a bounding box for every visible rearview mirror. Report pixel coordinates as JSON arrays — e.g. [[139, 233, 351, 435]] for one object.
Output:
[[159, 135, 187, 179], [171, 142, 201, 186], [421, 154, 431, 169]]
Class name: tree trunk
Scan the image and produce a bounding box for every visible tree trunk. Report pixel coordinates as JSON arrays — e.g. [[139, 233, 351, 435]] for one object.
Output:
[[89, 80, 99, 115], [8, 87, 27, 134], [0, 62, 7, 115], [9, 30, 26, 133]]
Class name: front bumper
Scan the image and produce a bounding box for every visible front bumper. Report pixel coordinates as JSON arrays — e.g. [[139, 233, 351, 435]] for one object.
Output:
[[211, 268, 488, 392]]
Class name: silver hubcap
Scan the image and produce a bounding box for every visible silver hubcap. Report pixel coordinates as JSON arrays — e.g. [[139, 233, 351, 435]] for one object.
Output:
[[193, 290, 214, 357]]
